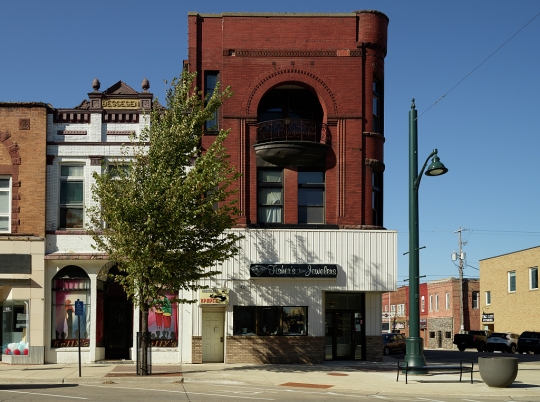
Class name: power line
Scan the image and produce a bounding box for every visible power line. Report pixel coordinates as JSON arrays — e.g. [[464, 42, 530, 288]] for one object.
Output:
[[417, 10, 540, 119]]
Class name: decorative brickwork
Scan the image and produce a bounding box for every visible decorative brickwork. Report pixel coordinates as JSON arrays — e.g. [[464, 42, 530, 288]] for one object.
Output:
[[225, 336, 325, 364], [365, 335, 383, 362]]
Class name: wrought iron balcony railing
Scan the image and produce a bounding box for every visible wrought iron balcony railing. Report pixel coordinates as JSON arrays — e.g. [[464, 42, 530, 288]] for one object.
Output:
[[256, 119, 329, 144]]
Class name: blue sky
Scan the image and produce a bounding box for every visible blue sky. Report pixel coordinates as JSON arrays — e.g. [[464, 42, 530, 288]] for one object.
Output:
[[2, 1, 540, 285]]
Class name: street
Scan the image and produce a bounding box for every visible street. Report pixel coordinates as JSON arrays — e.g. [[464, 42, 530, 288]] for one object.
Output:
[[0, 382, 537, 402]]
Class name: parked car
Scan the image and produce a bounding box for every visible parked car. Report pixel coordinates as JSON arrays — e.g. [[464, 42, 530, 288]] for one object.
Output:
[[382, 333, 406, 355], [517, 331, 540, 354], [453, 330, 491, 352], [486, 332, 519, 353]]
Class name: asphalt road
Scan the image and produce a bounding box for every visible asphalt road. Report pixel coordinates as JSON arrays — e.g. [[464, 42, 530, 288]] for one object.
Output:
[[0, 381, 537, 402]]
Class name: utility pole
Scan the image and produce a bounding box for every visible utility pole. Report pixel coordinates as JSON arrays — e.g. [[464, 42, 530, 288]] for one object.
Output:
[[452, 228, 468, 334]]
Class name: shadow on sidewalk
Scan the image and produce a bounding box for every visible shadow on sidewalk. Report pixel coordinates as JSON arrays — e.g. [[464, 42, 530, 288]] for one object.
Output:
[[0, 384, 79, 390]]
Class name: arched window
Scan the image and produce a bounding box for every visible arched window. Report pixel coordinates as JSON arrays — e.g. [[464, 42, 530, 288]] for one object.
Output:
[[51, 266, 91, 347]]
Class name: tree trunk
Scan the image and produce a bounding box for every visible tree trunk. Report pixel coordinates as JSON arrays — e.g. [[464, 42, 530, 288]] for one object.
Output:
[[140, 307, 150, 376]]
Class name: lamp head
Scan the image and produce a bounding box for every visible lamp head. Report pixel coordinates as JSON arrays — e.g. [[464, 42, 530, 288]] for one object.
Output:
[[425, 154, 448, 177]]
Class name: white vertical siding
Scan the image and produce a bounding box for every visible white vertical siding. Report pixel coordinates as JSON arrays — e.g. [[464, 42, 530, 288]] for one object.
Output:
[[179, 228, 397, 344]]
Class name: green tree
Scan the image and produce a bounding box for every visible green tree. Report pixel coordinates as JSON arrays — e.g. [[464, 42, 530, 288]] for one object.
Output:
[[88, 72, 241, 374]]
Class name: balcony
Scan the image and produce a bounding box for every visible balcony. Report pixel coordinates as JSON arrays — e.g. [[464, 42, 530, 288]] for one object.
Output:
[[254, 119, 330, 167]]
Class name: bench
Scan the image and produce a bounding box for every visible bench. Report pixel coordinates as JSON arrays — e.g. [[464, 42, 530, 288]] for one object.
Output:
[[397, 360, 474, 384]]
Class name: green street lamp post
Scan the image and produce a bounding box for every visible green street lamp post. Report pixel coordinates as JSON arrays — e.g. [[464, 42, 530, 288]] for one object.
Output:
[[405, 99, 448, 368]]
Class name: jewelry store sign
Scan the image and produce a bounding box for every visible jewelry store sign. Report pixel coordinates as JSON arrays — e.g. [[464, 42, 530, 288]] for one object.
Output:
[[250, 264, 338, 278], [199, 288, 229, 305]]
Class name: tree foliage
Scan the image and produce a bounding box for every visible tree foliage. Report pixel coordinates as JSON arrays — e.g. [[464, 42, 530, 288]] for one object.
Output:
[[88, 72, 241, 320]]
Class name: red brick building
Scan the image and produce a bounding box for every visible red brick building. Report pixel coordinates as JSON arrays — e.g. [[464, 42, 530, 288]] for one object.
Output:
[[189, 11, 388, 228], [178, 11, 396, 364], [383, 278, 480, 350]]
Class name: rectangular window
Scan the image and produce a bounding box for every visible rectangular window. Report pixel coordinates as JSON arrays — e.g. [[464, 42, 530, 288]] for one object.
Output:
[[472, 291, 479, 309], [530, 267, 538, 290], [2, 300, 30, 356], [372, 79, 382, 133], [59, 165, 84, 229], [298, 171, 324, 224], [486, 291, 491, 305], [445, 293, 450, 310], [0, 177, 11, 232], [508, 271, 516, 292], [435, 294, 439, 311], [233, 306, 307, 336], [429, 295, 433, 311], [258, 169, 283, 223], [204, 71, 219, 131], [421, 296, 425, 312], [372, 172, 383, 226]]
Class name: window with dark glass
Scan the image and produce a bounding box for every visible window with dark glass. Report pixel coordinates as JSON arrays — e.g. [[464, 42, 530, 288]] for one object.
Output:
[[372, 79, 383, 133], [298, 171, 324, 224], [509, 271, 516, 292], [205, 71, 219, 131], [472, 291, 479, 309], [257, 86, 323, 123], [233, 306, 307, 336], [59, 165, 84, 229], [372, 172, 383, 226], [530, 267, 538, 290], [258, 169, 283, 223]]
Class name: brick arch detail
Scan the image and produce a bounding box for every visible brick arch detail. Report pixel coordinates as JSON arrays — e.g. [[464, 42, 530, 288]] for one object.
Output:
[[244, 66, 339, 117], [0, 131, 21, 233]]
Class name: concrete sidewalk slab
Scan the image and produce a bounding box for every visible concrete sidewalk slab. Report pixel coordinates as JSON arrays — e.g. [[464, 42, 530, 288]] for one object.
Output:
[[0, 358, 538, 398]]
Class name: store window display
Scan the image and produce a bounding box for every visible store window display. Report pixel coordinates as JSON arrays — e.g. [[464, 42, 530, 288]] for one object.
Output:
[[51, 266, 91, 347], [2, 300, 29, 356]]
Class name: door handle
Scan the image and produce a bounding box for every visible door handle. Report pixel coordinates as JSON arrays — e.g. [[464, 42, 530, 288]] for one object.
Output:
[[220, 337, 223, 343]]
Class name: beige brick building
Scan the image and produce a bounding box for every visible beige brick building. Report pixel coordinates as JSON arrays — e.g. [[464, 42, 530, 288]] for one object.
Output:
[[479, 246, 540, 333]]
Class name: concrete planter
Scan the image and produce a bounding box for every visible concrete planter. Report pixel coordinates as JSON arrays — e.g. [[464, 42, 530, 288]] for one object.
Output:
[[478, 356, 518, 387]]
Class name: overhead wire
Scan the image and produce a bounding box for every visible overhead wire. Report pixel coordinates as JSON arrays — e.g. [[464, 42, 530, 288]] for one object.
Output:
[[416, 10, 540, 120]]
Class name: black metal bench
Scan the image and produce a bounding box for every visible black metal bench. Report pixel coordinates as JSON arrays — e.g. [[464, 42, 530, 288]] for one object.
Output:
[[397, 360, 474, 384]]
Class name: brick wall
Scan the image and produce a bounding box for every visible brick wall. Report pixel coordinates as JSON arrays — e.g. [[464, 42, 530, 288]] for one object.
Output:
[[192, 336, 202, 363], [225, 336, 325, 364], [366, 335, 383, 361], [190, 11, 389, 228], [0, 104, 47, 236], [480, 247, 540, 334]]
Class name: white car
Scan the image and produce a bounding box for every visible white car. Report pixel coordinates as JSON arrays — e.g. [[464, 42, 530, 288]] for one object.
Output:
[[486, 332, 519, 353]]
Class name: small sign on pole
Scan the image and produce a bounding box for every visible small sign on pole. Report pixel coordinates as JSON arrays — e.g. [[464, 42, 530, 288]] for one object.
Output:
[[75, 299, 83, 377]]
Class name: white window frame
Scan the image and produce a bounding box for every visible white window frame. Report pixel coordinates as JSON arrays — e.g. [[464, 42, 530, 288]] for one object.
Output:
[[421, 296, 425, 312], [435, 294, 439, 311], [0, 176, 11, 233], [508, 271, 516, 293], [445, 293, 450, 310], [472, 291, 479, 309], [59, 164, 85, 229], [485, 291, 491, 305], [429, 295, 433, 311], [530, 267, 539, 290]]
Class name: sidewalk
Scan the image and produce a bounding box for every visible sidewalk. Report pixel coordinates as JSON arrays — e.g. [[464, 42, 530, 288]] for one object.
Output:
[[0, 357, 539, 398]]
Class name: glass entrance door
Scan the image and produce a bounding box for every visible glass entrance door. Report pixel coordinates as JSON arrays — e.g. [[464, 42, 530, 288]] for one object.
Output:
[[325, 310, 363, 360]]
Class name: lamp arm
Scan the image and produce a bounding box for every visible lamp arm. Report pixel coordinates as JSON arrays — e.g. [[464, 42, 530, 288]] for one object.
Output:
[[413, 149, 438, 190]]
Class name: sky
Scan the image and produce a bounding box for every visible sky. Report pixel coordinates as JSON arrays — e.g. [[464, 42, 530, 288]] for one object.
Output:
[[2, 1, 540, 286]]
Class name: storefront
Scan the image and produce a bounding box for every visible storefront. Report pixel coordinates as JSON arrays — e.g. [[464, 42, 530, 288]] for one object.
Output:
[[178, 228, 397, 364], [0, 241, 46, 365]]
